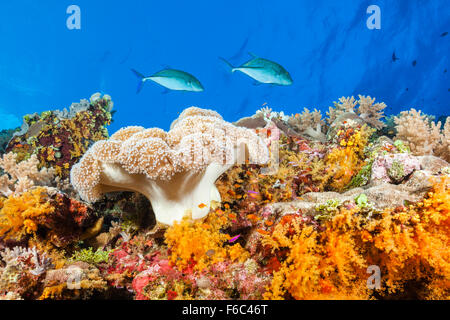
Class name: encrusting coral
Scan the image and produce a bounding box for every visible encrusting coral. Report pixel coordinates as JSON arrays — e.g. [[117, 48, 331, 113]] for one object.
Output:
[[70, 106, 269, 225]]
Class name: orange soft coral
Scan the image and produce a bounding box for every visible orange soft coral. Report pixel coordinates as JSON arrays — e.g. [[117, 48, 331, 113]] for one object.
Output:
[[263, 177, 450, 300], [0, 187, 54, 240], [164, 210, 249, 271]]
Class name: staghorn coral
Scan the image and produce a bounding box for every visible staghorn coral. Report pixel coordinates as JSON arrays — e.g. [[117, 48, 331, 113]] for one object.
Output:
[[6, 93, 113, 178], [327, 95, 387, 129], [71, 106, 269, 225], [0, 152, 55, 197], [394, 108, 450, 162]]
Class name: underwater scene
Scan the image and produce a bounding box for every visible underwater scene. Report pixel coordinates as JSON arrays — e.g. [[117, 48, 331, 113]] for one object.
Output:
[[0, 0, 449, 302]]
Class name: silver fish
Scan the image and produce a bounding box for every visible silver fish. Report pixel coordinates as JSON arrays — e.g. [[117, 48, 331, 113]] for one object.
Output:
[[220, 53, 293, 86], [131, 68, 204, 93]]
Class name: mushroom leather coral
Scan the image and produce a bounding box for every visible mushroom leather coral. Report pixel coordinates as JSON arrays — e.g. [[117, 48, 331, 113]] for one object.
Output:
[[70, 107, 269, 225]]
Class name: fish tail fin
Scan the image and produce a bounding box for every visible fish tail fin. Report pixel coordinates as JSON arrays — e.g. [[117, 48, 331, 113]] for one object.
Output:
[[219, 57, 236, 72], [130, 68, 146, 94]]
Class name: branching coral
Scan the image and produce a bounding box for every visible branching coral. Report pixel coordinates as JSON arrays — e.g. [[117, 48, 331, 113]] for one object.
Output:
[[0, 152, 55, 197], [327, 95, 387, 129], [394, 109, 450, 162], [71, 106, 269, 225]]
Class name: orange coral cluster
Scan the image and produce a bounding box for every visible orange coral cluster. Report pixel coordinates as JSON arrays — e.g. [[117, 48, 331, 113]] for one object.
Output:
[[164, 210, 250, 271], [0, 187, 54, 240], [263, 177, 450, 300]]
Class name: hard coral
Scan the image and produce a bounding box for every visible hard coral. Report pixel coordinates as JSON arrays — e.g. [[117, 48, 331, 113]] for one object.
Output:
[[70, 106, 269, 225], [0, 246, 54, 299]]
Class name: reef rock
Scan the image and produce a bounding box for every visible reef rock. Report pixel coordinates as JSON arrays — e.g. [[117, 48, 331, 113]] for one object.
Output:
[[416, 155, 449, 174], [370, 153, 421, 184], [265, 177, 435, 218]]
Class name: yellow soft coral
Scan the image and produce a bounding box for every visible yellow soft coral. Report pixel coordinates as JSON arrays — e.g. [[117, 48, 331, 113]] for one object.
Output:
[[165, 211, 249, 271], [264, 177, 450, 300], [325, 125, 373, 191], [0, 187, 54, 240], [263, 214, 369, 300]]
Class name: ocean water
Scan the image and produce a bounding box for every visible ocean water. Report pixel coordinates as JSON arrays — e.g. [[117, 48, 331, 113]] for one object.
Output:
[[0, 0, 449, 133]]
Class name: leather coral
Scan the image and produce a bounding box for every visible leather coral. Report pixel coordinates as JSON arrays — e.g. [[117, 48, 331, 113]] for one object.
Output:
[[70, 107, 269, 225]]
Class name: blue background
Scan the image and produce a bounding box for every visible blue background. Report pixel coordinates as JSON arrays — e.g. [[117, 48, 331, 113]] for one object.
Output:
[[0, 0, 449, 132]]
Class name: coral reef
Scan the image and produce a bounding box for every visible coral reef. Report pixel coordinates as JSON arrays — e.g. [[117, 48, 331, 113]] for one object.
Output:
[[1, 93, 449, 301], [6, 93, 113, 178]]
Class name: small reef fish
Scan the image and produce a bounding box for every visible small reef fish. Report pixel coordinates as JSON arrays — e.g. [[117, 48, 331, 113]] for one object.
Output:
[[205, 249, 215, 257], [247, 190, 259, 194], [247, 214, 260, 222], [392, 51, 399, 62], [229, 235, 241, 243], [198, 203, 207, 209], [219, 53, 293, 86], [131, 68, 204, 93], [265, 220, 274, 227]]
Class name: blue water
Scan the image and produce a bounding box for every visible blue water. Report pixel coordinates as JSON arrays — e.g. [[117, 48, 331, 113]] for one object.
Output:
[[0, 0, 449, 132]]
